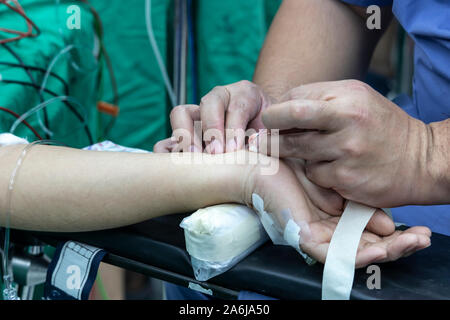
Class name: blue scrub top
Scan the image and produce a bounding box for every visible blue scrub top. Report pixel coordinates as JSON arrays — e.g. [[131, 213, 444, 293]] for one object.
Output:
[[341, 0, 450, 235]]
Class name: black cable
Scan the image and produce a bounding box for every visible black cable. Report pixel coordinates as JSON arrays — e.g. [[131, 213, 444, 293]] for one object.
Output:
[[1, 3, 119, 142], [0, 79, 94, 144], [0, 61, 69, 95], [1, 43, 51, 138]]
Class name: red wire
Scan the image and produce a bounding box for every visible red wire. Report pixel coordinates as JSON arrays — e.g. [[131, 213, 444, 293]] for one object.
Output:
[[0, 0, 40, 44], [0, 106, 43, 140]]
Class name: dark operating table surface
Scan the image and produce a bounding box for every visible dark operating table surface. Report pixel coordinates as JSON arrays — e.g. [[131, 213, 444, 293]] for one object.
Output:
[[27, 214, 450, 300]]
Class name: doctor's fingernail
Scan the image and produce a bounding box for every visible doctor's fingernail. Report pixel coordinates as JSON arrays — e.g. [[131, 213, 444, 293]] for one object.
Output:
[[210, 139, 223, 154], [248, 133, 259, 153], [226, 138, 237, 152]]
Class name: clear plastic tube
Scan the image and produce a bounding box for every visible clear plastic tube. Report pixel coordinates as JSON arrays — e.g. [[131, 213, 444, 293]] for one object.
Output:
[[9, 96, 88, 136], [36, 44, 95, 136], [54, 0, 100, 72], [2, 140, 62, 300], [39, 45, 76, 97], [145, 0, 177, 107], [37, 4, 100, 135], [33, 44, 75, 137]]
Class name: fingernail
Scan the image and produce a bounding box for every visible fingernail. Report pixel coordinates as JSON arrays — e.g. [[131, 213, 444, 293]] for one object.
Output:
[[169, 143, 180, 152], [248, 133, 259, 153], [226, 138, 237, 152], [210, 139, 223, 154]]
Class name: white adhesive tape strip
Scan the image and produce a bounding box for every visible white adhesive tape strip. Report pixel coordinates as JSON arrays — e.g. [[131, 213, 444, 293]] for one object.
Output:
[[252, 193, 285, 245], [283, 219, 316, 265], [251, 193, 315, 264], [283, 219, 300, 249], [321, 201, 376, 300]]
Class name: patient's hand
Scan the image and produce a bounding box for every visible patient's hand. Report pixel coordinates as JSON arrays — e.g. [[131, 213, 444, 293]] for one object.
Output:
[[154, 136, 431, 268], [244, 156, 431, 268]]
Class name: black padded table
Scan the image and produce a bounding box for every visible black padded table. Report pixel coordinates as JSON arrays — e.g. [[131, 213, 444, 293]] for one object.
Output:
[[23, 214, 450, 300]]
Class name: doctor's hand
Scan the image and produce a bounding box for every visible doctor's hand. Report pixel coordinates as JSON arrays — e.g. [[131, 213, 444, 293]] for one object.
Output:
[[154, 81, 344, 215], [154, 120, 344, 215], [259, 80, 436, 208], [245, 155, 431, 268], [156, 80, 273, 153]]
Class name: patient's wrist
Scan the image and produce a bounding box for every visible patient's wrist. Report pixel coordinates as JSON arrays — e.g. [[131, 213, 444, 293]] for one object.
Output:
[[194, 151, 256, 206], [207, 151, 275, 208]]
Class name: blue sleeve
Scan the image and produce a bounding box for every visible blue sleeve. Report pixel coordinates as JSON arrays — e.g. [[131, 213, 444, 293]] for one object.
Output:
[[340, 0, 393, 7]]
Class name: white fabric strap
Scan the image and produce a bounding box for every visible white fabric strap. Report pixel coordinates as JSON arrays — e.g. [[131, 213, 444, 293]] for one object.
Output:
[[322, 201, 376, 300]]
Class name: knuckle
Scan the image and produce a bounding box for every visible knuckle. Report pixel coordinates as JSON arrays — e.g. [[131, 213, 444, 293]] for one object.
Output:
[[212, 85, 225, 92], [282, 134, 299, 151], [344, 79, 370, 92], [346, 105, 370, 124], [236, 79, 254, 87], [289, 101, 327, 120], [200, 86, 225, 104], [228, 98, 251, 113], [285, 86, 303, 100], [200, 95, 212, 106], [341, 138, 364, 157], [234, 81, 261, 98], [170, 105, 186, 119], [288, 102, 306, 120], [204, 119, 224, 131]]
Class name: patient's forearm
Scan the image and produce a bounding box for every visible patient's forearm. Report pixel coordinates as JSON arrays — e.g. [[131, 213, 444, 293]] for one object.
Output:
[[0, 146, 247, 232]]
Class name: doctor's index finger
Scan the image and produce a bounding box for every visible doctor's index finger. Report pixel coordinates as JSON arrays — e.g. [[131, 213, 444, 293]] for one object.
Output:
[[169, 104, 202, 149], [200, 86, 230, 130], [282, 80, 345, 102], [262, 99, 343, 131]]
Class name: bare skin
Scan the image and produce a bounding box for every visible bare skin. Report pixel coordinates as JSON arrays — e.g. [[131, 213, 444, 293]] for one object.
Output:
[[160, 0, 449, 208], [0, 145, 430, 267]]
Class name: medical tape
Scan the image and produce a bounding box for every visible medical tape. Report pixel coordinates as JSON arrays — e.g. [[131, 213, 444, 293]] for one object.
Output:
[[188, 282, 213, 296], [321, 201, 376, 300], [251, 193, 315, 264], [252, 193, 284, 244]]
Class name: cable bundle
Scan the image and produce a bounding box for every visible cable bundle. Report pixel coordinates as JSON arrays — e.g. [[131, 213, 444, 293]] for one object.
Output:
[[0, 0, 40, 44], [0, 0, 120, 144]]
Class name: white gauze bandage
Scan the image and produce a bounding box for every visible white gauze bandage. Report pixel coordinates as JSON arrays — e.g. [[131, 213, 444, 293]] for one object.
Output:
[[180, 204, 268, 281]]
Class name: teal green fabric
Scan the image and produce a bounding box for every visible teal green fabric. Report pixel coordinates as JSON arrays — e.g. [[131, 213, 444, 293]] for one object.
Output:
[[90, 0, 172, 150], [90, 0, 281, 150], [196, 0, 278, 94], [0, 0, 281, 299], [0, 0, 99, 148], [0, 0, 281, 150]]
